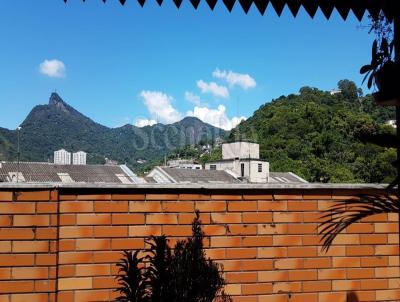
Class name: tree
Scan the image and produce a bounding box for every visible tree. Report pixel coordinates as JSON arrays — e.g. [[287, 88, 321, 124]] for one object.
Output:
[[115, 211, 231, 302], [338, 79, 358, 101]]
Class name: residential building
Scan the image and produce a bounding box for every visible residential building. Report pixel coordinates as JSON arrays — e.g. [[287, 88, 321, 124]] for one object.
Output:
[[54, 149, 71, 165], [72, 151, 87, 165], [167, 159, 202, 170]]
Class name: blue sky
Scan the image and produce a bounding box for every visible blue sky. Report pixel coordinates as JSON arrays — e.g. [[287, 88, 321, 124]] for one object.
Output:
[[0, 1, 374, 130]]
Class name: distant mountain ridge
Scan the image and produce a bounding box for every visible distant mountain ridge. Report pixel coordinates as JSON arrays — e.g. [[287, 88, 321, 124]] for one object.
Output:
[[0, 93, 226, 170]]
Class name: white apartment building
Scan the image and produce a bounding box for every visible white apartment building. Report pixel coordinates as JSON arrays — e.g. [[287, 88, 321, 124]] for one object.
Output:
[[54, 149, 71, 165], [205, 141, 269, 183], [73, 151, 87, 165]]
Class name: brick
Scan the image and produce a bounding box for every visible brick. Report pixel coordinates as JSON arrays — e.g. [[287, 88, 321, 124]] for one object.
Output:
[[94, 201, 128, 212], [35, 279, 56, 292], [74, 290, 110, 301], [129, 225, 162, 237], [0, 215, 11, 227], [146, 214, 177, 225], [0, 228, 34, 240], [111, 238, 144, 250], [13, 241, 49, 253], [111, 213, 145, 225], [76, 239, 111, 251], [60, 226, 93, 238], [162, 201, 194, 212], [258, 271, 288, 282], [243, 194, 273, 200], [228, 201, 257, 212], [195, 201, 226, 212], [58, 277, 92, 290], [360, 234, 387, 245], [226, 272, 257, 283], [346, 246, 374, 256], [58, 265, 75, 277], [35, 228, 57, 239], [289, 269, 317, 281], [211, 213, 241, 224], [0, 241, 11, 253], [0, 267, 10, 279], [287, 201, 317, 211], [273, 235, 302, 246], [16, 191, 49, 201], [376, 245, 399, 255], [92, 276, 116, 289], [75, 264, 110, 277], [35, 254, 56, 266], [204, 248, 225, 260], [361, 279, 388, 290], [258, 224, 287, 235], [93, 251, 122, 263], [362, 213, 388, 222], [146, 194, 178, 200], [76, 214, 111, 225], [226, 248, 257, 259], [77, 194, 111, 201], [332, 257, 361, 268], [203, 225, 226, 236], [375, 267, 400, 278], [59, 239, 76, 251], [332, 234, 360, 245], [273, 212, 302, 223], [303, 281, 331, 292], [361, 256, 388, 267], [347, 268, 375, 279], [258, 294, 287, 302], [178, 194, 210, 201], [60, 201, 93, 213], [289, 293, 318, 302], [242, 236, 272, 247], [272, 282, 302, 294], [211, 194, 242, 200], [346, 223, 374, 233], [376, 290, 400, 301], [241, 259, 273, 271], [242, 283, 273, 295], [59, 194, 77, 201], [94, 226, 128, 237], [59, 252, 93, 264], [129, 201, 161, 212], [10, 293, 49, 302], [59, 214, 76, 225], [211, 237, 241, 248], [332, 280, 360, 291], [0, 281, 34, 293], [0, 192, 13, 201], [303, 258, 331, 269], [36, 202, 57, 213], [162, 225, 192, 237], [318, 292, 346, 302], [242, 213, 272, 223], [224, 283, 241, 295], [274, 258, 303, 269], [178, 213, 210, 224], [0, 254, 34, 267], [302, 235, 321, 245], [0, 203, 35, 214], [112, 194, 145, 201], [287, 224, 316, 234], [287, 247, 317, 257], [12, 267, 48, 279], [318, 268, 346, 280], [258, 201, 287, 211], [258, 247, 287, 258], [13, 215, 49, 226]]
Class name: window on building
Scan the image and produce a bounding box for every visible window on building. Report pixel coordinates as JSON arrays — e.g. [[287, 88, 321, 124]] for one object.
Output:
[[210, 165, 216, 170], [258, 163, 262, 172]]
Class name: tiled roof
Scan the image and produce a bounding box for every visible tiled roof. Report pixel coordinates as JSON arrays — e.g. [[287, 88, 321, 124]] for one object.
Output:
[[269, 172, 308, 184], [0, 162, 140, 184], [155, 167, 241, 184]]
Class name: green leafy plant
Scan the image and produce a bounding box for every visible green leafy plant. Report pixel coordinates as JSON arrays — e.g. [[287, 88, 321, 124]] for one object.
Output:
[[115, 211, 231, 302]]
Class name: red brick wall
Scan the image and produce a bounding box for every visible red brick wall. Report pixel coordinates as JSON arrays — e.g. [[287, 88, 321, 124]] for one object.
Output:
[[0, 188, 399, 302]]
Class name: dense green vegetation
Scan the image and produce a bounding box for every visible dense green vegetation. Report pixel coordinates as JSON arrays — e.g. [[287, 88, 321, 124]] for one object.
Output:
[[229, 80, 396, 183]]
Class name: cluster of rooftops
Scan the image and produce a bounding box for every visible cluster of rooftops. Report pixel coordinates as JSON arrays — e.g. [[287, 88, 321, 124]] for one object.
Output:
[[0, 142, 306, 185]]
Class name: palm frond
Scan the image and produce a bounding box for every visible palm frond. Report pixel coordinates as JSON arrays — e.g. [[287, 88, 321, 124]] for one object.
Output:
[[319, 194, 399, 252]]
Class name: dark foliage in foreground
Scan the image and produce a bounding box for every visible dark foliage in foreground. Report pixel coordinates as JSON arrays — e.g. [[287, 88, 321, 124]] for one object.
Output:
[[115, 211, 231, 302]]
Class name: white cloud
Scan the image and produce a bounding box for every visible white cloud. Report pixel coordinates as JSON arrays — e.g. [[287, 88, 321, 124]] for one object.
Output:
[[139, 90, 182, 124], [187, 105, 246, 131], [39, 59, 66, 78], [185, 91, 202, 106], [197, 80, 229, 99], [212, 68, 256, 90], [135, 118, 157, 127]]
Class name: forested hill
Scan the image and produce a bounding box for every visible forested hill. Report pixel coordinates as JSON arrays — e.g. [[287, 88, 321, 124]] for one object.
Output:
[[229, 81, 396, 183], [0, 93, 225, 170]]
